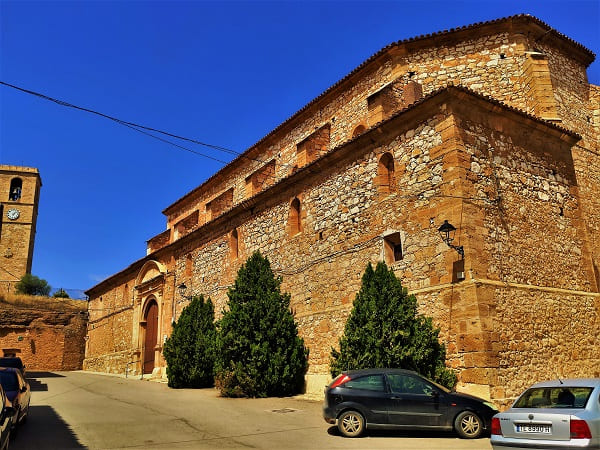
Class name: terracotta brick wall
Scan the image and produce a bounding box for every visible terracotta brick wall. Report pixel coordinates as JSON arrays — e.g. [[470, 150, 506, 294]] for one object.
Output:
[[0, 300, 87, 371]]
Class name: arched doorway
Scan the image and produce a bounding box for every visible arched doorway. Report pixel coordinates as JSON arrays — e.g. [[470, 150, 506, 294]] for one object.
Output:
[[143, 300, 159, 374]]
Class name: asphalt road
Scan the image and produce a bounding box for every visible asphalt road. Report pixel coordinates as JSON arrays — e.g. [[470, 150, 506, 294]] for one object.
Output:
[[11, 371, 492, 449]]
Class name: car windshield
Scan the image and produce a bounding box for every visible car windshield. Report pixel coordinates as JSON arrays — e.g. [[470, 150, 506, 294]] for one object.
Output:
[[0, 372, 18, 391], [513, 387, 593, 409]]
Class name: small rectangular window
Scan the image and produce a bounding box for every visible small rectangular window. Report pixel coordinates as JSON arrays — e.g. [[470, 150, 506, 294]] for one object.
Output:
[[206, 188, 233, 220], [384, 232, 403, 264], [296, 124, 330, 167]]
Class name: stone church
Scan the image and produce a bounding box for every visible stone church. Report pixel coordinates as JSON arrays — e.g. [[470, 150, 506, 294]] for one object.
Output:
[[0, 165, 42, 294], [84, 14, 599, 405]]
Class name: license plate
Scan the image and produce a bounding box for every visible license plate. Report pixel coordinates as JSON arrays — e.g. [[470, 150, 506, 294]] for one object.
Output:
[[516, 424, 551, 434]]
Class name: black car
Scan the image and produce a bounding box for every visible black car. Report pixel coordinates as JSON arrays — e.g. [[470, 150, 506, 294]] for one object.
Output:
[[0, 358, 25, 377], [323, 368, 498, 438]]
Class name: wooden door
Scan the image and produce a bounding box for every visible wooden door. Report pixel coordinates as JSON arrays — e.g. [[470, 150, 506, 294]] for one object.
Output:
[[143, 301, 158, 374]]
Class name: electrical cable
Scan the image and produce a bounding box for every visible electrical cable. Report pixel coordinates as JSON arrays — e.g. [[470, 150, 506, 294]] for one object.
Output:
[[0, 80, 298, 181]]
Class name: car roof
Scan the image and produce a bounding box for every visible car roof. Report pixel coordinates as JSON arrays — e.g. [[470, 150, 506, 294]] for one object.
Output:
[[528, 378, 600, 388], [342, 368, 419, 376], [0, 357, 23, 365]]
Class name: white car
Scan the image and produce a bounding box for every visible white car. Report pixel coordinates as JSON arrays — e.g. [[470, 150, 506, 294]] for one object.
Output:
[[491, 378, 600, 449]]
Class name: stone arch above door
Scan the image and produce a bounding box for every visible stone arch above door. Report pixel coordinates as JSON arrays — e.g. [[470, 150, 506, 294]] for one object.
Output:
[[135, 260, 167, 286]]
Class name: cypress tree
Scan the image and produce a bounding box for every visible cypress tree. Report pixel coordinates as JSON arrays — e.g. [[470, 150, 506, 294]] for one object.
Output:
[[215, 251, 308, 397], [330, 262, 457, 389], [163, 294, 216, 388]]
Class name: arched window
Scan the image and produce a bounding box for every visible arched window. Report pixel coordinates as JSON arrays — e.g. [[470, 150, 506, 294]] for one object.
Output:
[[377, 153, 395, 194], [289, 198, 302, 236], [230, 229, 239, 260], [9, 178, 22, 201], [352, 124, 366, 138]]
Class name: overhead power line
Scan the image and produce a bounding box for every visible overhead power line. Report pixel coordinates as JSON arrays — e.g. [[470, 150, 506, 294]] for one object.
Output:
[[1, 81, 506, 206], [0, 80, 293, 173]]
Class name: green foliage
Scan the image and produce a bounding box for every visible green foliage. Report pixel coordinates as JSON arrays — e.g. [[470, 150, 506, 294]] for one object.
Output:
[[15, 274, 51, 296], [52, 288, 70, 298], [163, 295, 216, 388], [215, 251, 308, 397], [330, 262, 457, 389]]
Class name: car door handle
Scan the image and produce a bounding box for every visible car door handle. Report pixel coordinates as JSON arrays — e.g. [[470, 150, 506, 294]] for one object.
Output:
[[390, 396, 404, 400]]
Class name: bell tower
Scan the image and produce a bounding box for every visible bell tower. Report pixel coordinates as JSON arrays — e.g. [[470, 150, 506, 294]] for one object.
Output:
[[0, 165, 42, 293]]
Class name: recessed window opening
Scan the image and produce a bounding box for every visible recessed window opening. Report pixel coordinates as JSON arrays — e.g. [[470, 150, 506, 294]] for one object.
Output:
[[185, 254, 193, 277], [289, 198, 302, 236], [384, 232, 403, 264], [9, 178, 22, 201], [377, 153, 395, 194], [230, 229, 239, 259]]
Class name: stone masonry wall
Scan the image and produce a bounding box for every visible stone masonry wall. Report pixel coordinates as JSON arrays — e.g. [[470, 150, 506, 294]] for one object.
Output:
[[84, 275, 137, 374]]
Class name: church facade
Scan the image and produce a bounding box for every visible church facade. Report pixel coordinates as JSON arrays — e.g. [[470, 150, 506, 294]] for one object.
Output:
[[84, 15, 599, 405]]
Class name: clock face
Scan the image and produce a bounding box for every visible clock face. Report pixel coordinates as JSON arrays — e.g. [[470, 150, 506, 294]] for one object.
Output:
[[7, 209, 20, 220]]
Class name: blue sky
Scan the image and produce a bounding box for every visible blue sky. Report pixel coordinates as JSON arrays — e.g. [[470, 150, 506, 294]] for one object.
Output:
[[1, 1, 598, 298]]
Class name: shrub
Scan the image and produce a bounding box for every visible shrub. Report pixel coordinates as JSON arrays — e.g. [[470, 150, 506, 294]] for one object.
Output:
[[52, 288, 70, 298], [215, 251, 308, 397], [330, 262, 457, 389], [163, 294, 216, 388], [15, 274, 51, 296]]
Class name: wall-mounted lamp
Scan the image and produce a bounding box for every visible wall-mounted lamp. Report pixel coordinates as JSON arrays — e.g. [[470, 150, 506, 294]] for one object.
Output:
[[177, 282, 188, 299], [438, 220, 464, 259]]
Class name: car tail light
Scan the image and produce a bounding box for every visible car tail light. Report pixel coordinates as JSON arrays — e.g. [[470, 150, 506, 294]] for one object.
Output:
[[570, 419, 592, 439], [329, 374, 351, 389], [491, 418, 502, 436]]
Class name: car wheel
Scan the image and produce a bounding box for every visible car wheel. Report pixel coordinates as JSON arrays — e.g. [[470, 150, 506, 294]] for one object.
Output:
[[454, 410, 483, 439], [337, 410, 365, 438]]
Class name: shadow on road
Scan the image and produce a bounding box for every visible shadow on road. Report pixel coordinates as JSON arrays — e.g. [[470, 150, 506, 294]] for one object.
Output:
[[26, 372, 66, 378], [26, 372, 65, 392], [10, 405, 85, 449]]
